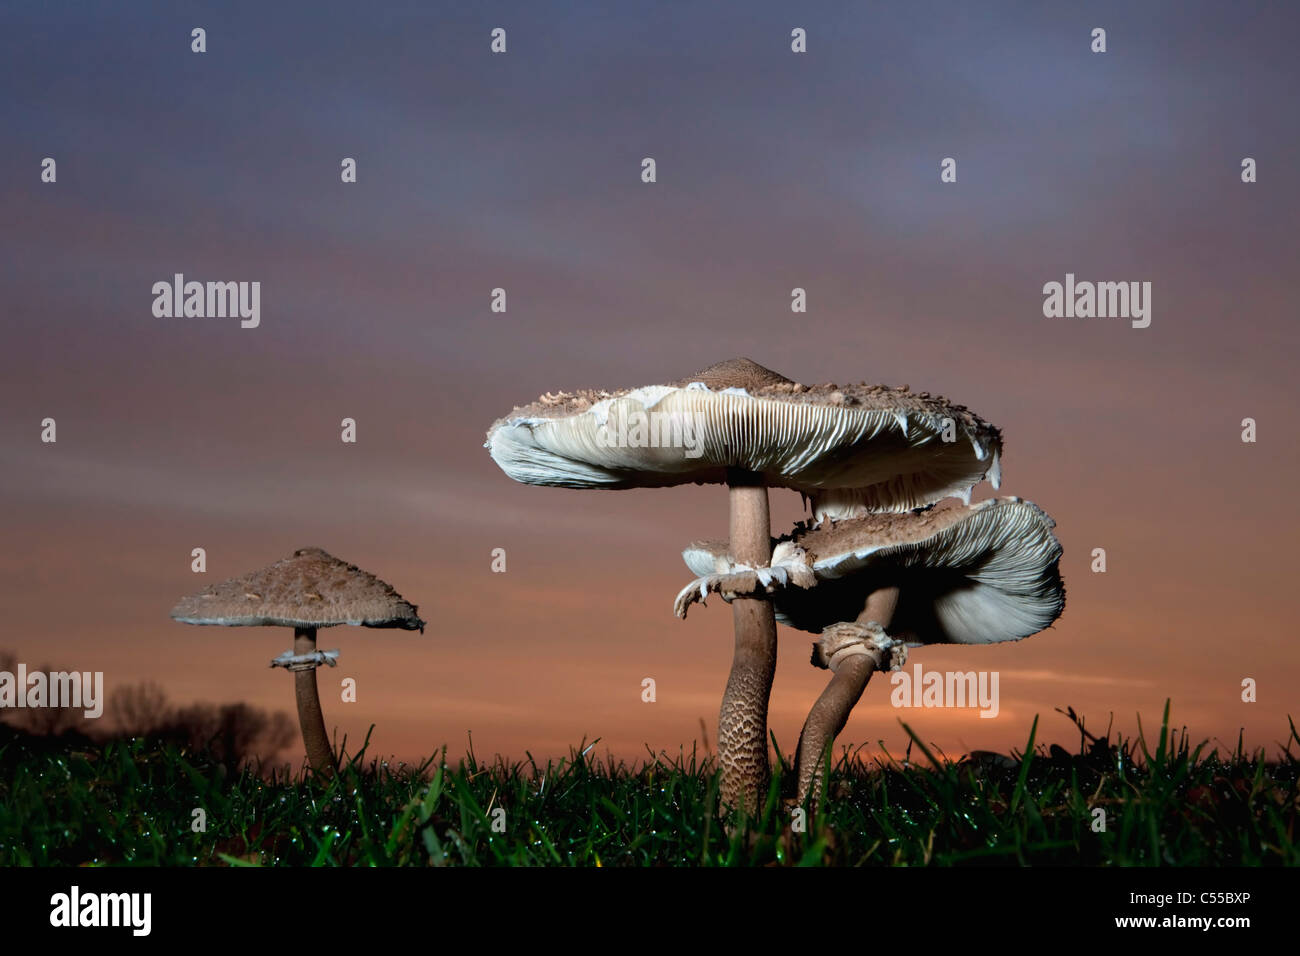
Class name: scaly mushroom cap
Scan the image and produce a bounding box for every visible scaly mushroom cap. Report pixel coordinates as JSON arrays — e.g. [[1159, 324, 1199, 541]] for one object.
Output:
[[170, 547, 425, 631], [683, 497, 1064, 645], [486, 358, 1003, 515]]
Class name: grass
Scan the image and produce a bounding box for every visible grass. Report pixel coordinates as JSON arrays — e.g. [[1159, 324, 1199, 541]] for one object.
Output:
[[1, 703, 1296, 866]]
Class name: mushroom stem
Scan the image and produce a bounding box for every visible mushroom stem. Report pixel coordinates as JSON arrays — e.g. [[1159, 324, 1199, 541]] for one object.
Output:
[[292, 627, 336, 777], [718, 469, 778, 815], [795, 586, 900, 806]]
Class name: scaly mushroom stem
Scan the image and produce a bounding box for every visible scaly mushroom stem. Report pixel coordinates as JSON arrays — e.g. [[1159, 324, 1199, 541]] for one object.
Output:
[[717, 469, 778, 815], [795, 586, 900, 806], [292, 627, 336, 777], [796, 655, 875, 806]]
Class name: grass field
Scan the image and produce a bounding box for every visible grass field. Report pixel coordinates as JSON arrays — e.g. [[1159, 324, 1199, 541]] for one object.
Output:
[[2, 704, 1296, 866]]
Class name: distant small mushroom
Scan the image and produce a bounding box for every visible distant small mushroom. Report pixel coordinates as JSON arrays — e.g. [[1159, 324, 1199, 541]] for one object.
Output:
[[675, 497, 1065, 804], [487, 358, 1002, 813], [170, 547, 424, 776]]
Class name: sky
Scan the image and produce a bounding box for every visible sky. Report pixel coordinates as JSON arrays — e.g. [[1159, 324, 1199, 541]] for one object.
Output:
[[1, 1, 1297, 769]]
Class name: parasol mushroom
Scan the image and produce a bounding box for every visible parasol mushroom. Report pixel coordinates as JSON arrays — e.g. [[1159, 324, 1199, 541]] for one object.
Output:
[[674, 496, 1064, 805], [170, 547, 424, 776], [486, 358, 1002, 813]]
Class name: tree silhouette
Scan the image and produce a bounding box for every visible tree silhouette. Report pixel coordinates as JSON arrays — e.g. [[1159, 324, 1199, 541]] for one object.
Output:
[[107, 680, 172, 737], [0, 651, 90, 737], [1, 649, 296, 772], [166, 701, 297, 772]]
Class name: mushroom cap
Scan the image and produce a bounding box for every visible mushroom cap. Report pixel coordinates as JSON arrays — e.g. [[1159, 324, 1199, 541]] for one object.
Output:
[[684, 497, 1064, 645], [486, 358, 1003, 515], [170, 547, 425, 632]]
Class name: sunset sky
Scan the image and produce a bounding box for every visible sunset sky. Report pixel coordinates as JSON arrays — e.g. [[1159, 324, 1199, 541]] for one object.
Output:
[[2, 2, 1297, 769]]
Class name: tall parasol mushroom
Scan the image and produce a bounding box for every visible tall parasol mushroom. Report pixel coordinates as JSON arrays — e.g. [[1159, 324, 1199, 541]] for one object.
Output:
[[486, 358, 1002, 813], [674, 497, 1065, 804], [170, 547, 424, 776]]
